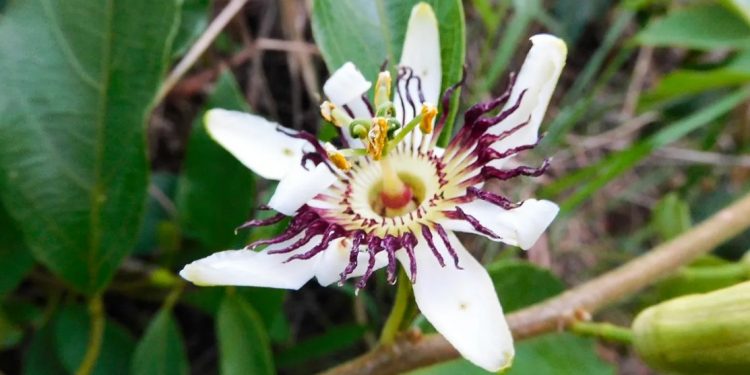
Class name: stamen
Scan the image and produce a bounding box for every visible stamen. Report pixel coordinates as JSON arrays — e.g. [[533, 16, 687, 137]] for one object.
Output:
[[366, 117, 388, 160], [320, 101, 353, 128], [325, 143, 351, 171], [419, 103, 438, 134]]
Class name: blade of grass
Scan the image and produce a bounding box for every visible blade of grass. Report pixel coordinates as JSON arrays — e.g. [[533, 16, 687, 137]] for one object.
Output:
[[542, 86, 750, 213]]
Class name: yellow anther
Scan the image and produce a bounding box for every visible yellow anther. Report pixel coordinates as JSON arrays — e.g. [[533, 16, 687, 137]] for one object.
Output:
[[324, 143, 351, 171], [419, 103, 438, 134], [374, 71, 392, 108], [319, 101, 352, 127], [366, 117, 389, 160], [320, 101, 335, 122]]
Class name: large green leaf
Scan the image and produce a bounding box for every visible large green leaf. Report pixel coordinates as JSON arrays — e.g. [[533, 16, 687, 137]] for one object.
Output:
[[176, 71, 256, 250], [54, 304, 136, 375], [23, 324, 68, 375], [636, 3, 750, 50], [312, 0, 465, 142], [0, 0, 180, 294], [0, 206, 33, 296], [408, 260, 613, 374], [131, 309, 189, 375], [217, 292, 276, 375]]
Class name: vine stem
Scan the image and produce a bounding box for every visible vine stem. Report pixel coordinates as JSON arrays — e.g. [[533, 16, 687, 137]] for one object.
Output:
[[379, 270, 413, 345], [155, 0, 250, 103], [75, 295, 105, 375], [569, 321, 633, 345], [319, 191, 750, 375]]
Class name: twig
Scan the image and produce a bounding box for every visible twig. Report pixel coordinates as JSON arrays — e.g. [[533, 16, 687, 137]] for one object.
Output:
[[155, 0, 250, 103], [320, 191, 750, 375], [652, 146, 750, 168]]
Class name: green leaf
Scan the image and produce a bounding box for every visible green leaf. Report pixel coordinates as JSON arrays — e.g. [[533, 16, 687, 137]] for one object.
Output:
[[0, 0, 181, 294], [542, 86, 750, 213], [276, 324, 367, 368], [641, 50, 750, 108], [23, 324, 68, 375], [0, 309, 22, 349], [651, 193, 692, 242], [312, 0, 465, 141], [54, 305, 136, 375], [509, 333, 615, 375], [0, 206, 33, 296], [487, 259, 565, 313], [217, 292, 275, 375], [135, 172, 179, 255], [131, 309, 189, 375], [636, 3, 750, 50], [176, 71, 255, 250], [408, 260, 613, 374]]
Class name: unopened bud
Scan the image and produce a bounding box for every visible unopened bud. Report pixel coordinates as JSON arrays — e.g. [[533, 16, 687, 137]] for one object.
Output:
[[633, 280, 750, 375]]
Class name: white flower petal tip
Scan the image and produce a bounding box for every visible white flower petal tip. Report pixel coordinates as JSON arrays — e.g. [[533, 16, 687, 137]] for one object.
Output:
[[323, 62, 372, 107], [204, 109, 305, 180], [179, 248, 317, 290], [488, 34, 567, 152], [529, 34, 568, 60], [402, 233, 515, 372], [268, 162, 338, 215], [397, 1, 442, 124], [515, 199, 559, 249]]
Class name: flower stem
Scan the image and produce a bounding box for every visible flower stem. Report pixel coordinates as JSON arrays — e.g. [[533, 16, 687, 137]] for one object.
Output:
[[75, 295, 105, 375], [570, 321, 633, 345], [379, 269, 413, 345]]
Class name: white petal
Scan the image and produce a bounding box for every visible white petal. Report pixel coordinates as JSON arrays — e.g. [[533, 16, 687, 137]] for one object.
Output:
[[489, 34, 567, 152], [395, 2, 442, 143], [179, 236, 324, 290], [397, 232, 513, 372], [323, 62, 372, 146], [445, 199, 559, 250], [204, 109, 306, 180], [314, 237, 389, 286], [268, 162, 337, 215]]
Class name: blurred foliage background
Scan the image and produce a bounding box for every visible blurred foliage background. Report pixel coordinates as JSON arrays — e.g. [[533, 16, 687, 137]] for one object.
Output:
[[1, 0, 750, 374]]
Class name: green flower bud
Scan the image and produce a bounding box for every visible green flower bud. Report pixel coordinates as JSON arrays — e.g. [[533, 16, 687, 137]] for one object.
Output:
[[633, 281, 750, 374]]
